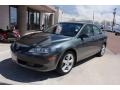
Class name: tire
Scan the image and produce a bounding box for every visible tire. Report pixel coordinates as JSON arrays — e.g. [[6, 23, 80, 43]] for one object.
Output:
[[56, 51, 75, 75], [97, 44, 106, 57]]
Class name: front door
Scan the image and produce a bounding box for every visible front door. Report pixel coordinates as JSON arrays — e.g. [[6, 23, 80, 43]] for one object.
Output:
[[77, 24, 95, 60]]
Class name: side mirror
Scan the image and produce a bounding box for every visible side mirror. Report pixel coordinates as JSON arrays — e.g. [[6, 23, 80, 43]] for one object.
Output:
[[79, 34, 89, 38], [78, 34, 89, 40]]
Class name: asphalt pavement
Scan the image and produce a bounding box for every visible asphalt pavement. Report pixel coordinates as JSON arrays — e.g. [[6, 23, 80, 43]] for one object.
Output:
[[106, 32, 120, 54]]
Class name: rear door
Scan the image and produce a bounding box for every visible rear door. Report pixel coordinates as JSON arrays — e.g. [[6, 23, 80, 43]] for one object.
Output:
[[92, 25, 104, 53]]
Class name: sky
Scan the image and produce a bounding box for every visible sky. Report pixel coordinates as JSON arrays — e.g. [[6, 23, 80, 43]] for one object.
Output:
[[57, 5, 120, 23]]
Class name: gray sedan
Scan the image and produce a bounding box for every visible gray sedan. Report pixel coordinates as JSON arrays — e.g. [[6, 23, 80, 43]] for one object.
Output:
[[11, 22, 107, 75]]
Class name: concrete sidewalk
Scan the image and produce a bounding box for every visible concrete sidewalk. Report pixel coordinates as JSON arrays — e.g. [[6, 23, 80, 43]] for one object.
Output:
[[0, 43, 11, 61]]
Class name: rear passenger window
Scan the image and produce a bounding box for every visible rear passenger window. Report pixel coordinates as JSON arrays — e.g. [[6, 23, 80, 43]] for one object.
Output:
[[93, 26, 101, 35]]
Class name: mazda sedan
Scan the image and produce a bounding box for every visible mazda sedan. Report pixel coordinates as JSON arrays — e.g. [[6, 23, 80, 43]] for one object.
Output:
[[11, 22, 107, 75]]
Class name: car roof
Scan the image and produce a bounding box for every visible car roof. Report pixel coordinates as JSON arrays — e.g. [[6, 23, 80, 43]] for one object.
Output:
[[59, 21, 95, 25]]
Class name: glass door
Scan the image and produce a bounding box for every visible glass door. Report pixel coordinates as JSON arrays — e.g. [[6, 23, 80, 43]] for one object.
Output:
[[9, 6, 18, 29], [27, 8, 40, 30]]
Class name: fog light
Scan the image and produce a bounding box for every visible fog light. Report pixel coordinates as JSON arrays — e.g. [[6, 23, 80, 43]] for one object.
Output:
[[48, 56, 56, 61]]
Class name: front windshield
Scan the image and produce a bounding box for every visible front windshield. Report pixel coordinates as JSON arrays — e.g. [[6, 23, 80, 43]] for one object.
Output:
[[45, 23, 83, 37]]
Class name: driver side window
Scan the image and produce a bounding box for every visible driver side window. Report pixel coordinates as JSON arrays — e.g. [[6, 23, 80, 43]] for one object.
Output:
[[80, 25, 94, 37], [93, 25, 102, 35]]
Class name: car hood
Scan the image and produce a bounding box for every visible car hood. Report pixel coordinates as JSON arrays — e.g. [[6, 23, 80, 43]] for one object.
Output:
[[17, 32, 72, 46]]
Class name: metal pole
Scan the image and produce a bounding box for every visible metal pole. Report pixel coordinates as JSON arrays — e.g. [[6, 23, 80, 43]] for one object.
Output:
[[93, 11, 94, 24], [112, 8, 117, 32]]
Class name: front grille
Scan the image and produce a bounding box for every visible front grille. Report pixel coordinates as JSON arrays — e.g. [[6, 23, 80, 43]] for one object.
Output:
[[18, 59, 43, 68]]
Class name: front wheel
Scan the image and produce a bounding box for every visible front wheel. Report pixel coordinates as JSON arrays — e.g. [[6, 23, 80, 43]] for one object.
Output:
[[56, 51, 75, 75], [97, 44, 106, 57]]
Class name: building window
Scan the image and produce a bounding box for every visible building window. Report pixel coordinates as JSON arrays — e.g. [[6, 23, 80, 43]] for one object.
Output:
[[27, 8, 40, 30], [9, 6, 18, 29]]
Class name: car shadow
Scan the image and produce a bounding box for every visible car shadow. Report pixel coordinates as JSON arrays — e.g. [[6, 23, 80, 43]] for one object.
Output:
[[0, 58, 60, 83], [0, 55, 96, 84]]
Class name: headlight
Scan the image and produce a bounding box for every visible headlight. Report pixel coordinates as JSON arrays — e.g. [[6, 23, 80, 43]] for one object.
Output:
[[28, 47, 50, 54], [11, 42, 16, 49]]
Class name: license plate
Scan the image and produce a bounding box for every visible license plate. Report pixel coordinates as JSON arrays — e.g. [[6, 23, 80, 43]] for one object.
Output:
[[11, 52, 17, 61]]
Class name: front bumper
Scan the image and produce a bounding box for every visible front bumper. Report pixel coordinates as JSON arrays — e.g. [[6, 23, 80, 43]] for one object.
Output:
[[11, 51, 60, 72]]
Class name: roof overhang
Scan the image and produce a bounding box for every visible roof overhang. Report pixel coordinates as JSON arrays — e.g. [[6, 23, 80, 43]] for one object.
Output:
[[27, 5, 57, 13]]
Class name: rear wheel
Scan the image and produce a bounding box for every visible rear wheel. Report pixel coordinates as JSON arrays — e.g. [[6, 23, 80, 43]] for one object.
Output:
[[115, 33, 118, 36], [56, 51, 75, 75], [97, 44, 106, 57]]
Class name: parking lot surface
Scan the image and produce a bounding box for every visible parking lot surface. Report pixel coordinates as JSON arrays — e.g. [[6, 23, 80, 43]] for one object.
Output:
[[106, 32, 120, 54]]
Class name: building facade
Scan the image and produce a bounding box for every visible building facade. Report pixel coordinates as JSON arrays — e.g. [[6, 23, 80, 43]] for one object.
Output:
[[0, 5, 58, 35], [54, 6, 63, 24]]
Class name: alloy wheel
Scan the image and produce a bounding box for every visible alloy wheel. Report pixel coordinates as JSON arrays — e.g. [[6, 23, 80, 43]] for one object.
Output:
[[61, 53, 74, 73]]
